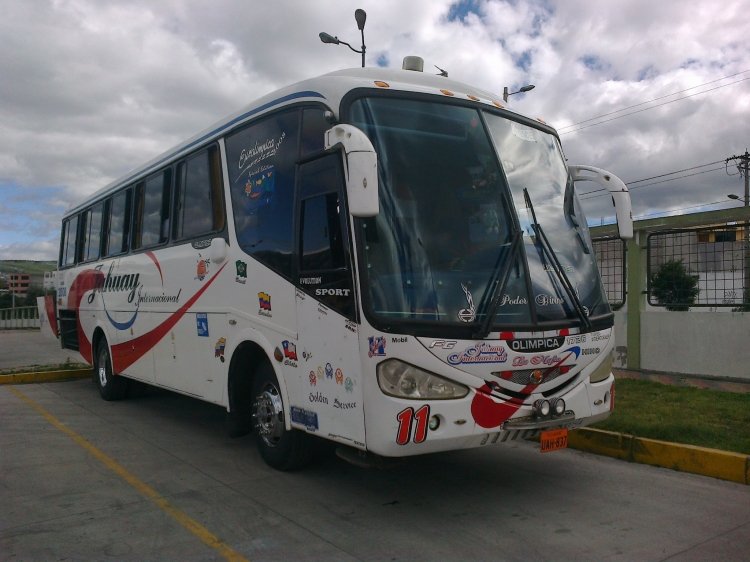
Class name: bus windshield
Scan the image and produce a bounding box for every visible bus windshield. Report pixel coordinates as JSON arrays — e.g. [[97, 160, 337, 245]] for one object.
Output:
[[348, 96, 610, 333]]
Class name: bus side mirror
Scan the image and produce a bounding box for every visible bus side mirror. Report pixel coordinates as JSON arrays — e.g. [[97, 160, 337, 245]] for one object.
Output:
[[325, 124, 379, 217], [569, 165, 633, 240]]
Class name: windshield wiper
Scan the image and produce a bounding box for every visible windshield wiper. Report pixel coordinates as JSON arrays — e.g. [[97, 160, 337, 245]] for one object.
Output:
[[523, 188, 592, 330], [471, 229, 523, 339]]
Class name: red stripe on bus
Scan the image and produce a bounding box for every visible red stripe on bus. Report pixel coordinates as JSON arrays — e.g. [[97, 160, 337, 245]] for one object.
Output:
[[111, 262, 227, 373]]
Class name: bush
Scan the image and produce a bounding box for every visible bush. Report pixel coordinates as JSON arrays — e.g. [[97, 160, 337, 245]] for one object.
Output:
[[650, 260, 699, 311]]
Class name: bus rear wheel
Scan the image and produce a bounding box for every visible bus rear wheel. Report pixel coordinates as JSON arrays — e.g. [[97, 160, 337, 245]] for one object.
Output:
[[251, 362, 312, 470], [95, 339, 128, 401]]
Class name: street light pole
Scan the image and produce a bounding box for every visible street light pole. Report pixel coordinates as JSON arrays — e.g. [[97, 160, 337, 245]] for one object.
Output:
[[503, 84, 535, 102]]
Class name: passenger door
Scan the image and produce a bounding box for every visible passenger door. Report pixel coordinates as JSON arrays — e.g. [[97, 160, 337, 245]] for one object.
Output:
[[291, 154, 365, 447]]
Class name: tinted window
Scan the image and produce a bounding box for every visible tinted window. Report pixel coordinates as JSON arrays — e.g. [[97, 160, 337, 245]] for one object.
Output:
[[226, 109, 300, 278], [83, 203, 103, 261], [175, 145, 224, 240], [135, 171, 170, 249], [61, 215, 79, 267], [301, 193, 345, 271], [300, 107, 330, 158], [106, 189, 131, 257]]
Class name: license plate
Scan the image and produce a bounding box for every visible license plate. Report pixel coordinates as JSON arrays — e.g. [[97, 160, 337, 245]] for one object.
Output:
[[540, 428, 568, 453]]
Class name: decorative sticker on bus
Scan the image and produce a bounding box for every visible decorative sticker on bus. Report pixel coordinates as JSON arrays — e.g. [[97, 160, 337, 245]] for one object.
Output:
[[395, 405, 430, 445], [447, 342, 508, 365], [470, 346, 581, 429], [214, 337, 226, 362], [236, 132, 286, 180], [258, 292, 272, 316], [195, 254, 210, 281], [235, 260, 247, 284], [368, 336, 386, 358], [281, 340, 298, 367], [243, 167, 276, 211], [196, 313, 209, 337]]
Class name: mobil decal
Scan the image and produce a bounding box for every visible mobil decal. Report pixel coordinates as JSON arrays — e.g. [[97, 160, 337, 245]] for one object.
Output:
[[470, 346, 581, 429]]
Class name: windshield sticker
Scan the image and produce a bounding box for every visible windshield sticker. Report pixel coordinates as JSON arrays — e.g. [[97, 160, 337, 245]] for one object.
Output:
[[243, 167, 276, 211], [458, 283, 477, 322], [237, 132, 286, 179], [448, 342, 508, 365], [510, 121, 538, 142]]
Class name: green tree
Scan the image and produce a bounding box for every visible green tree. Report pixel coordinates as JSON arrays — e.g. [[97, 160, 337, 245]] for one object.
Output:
[[650, 260, 699, 311]]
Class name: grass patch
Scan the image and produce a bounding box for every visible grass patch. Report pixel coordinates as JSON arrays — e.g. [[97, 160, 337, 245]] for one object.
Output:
[[594, 379, 750, 455]]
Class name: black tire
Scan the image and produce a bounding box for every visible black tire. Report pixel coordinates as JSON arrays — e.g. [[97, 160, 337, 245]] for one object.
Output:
[[95, 338, 128, 401], [251, 361, 313, 470]]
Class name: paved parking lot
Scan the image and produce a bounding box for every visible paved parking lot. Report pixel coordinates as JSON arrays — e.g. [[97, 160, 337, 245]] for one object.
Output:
[[2, 378, 749, 561], [0, 329, 82, 371]]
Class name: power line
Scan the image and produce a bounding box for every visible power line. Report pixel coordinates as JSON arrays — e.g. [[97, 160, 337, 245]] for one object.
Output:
[[559, 76, 750, 135], [579, 166, 726, 200], [578, 159, 728, 198], [558, 70, 749, 131], [632, 198, 739, 220]]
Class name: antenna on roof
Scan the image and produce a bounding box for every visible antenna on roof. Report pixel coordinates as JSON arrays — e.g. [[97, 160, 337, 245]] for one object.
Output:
[[435, 65, 448, 77]]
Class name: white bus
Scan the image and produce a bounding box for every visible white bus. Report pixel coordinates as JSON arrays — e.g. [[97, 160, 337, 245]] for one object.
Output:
[[53, 58, 632, 470]]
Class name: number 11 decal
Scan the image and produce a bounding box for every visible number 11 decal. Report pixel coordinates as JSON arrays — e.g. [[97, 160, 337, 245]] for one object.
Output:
[[395, 405, 431, 445]]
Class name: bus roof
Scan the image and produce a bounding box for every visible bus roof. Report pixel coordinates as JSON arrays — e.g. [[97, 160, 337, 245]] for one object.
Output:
[[65, 65, 545, 216]]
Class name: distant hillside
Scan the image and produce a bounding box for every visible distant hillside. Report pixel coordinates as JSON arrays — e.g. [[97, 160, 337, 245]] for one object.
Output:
[[0, 260, 57, 275]]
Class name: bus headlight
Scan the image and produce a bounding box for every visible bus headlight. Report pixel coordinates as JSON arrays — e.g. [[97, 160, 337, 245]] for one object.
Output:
[[589, 351, 613, 383], [377, 359, 469, 400]]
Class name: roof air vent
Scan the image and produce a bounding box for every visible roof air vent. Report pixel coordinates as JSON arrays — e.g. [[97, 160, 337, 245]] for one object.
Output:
[[402, 56, 424, 72]]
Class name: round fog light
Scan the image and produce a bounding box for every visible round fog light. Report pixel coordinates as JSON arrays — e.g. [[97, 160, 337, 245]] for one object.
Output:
[[534, 399, 551, 418], [551, 397, 566, 416], [429, 415, 440, 431]]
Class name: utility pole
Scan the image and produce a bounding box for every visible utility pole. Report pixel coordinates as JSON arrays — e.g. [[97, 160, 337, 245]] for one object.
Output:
[[726, 150, 750, 309]]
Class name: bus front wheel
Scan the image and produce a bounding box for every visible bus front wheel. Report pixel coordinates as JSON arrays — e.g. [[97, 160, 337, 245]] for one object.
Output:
[[251, 362, 312, 470], [95, 339, 128, 401]]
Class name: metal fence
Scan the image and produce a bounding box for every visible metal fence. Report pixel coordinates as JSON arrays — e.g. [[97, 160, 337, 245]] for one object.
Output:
[[0, 306, 40, 329], [647, 225, 750, 308], [592, 237, 626, 310]]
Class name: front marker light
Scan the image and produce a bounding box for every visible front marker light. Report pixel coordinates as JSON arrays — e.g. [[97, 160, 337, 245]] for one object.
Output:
[[377, 359, 469, 400]]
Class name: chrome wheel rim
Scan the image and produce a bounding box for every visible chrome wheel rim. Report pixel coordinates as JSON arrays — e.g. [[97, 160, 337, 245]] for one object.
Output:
[[253, 383, 284, 447]]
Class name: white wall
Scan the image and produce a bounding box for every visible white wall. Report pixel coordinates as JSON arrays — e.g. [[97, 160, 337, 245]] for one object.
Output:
[[639, 311, 750, 380]]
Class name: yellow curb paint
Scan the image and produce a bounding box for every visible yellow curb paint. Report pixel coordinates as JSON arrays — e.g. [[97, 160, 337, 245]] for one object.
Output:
[[569, 428, 749, 485], [0, 368, 91, 384], [7, 386, 250, 562]]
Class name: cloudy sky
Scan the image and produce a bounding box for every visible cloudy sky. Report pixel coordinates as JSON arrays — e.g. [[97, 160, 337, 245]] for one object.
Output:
[[1, 0, 748, 260]]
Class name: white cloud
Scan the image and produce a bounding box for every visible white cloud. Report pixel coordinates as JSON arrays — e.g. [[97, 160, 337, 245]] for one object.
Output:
[[0, 0, 748, 258]]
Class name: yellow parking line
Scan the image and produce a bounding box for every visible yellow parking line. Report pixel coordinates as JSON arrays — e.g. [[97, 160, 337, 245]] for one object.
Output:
[[8, 386, 250, 562]]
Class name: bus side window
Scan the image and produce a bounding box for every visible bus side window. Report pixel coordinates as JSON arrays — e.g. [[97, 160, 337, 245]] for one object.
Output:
[[134, 170, 171, 249], [174, 145, 224, 241], [300, 107, 330, 158], [82, 202, 103, 262], [105, 189, 131, 257], [60, 214, 79, 267], [226, 110, 300, 279]]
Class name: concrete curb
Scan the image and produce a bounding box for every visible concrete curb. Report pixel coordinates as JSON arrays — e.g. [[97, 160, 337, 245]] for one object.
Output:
[[0, 368, 91, 385], [569, 428, 750, 485]]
